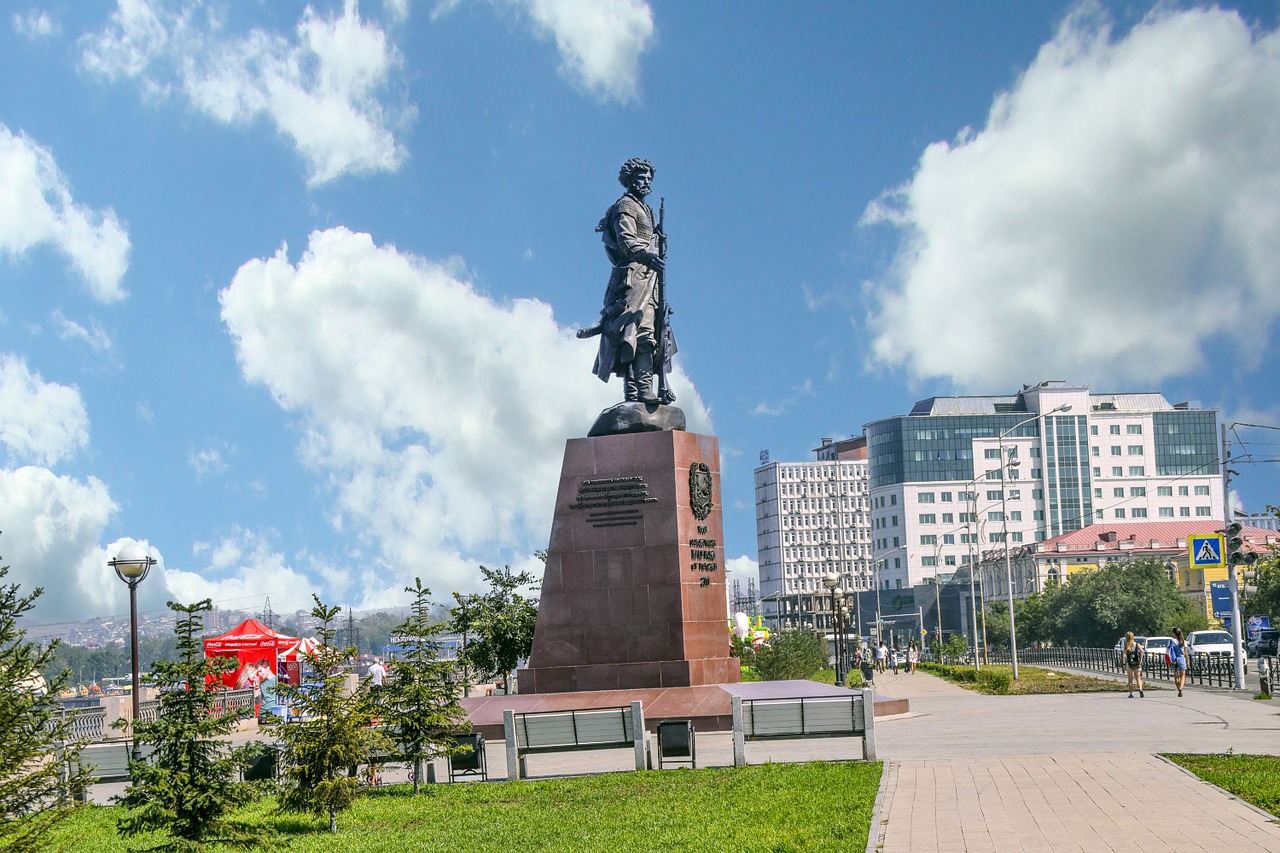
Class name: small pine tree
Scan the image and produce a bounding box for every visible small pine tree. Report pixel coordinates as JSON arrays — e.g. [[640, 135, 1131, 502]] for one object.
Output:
[[116, 599, 258, 850], [0, 545, 92, 853], [382, 579, 470, 794], [275, 596, 388, 833]]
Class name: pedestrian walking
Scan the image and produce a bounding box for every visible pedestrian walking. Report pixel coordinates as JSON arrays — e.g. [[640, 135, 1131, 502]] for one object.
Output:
[[876, 641, 888, 674], [890, 647, 900, 675], [907, 641, 918, 674], [1170, 627, 1189, 697], [1123, 631, 1145, 698]]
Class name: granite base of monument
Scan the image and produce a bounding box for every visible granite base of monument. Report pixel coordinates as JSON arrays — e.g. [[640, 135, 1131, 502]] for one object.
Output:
[[519, 429, 741, 693]]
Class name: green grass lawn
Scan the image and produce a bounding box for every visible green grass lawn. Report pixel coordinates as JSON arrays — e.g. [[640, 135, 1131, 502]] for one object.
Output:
[[41, 761, 882, 852], [920, 662, 1131, 695], [1164, 753, 1280, 818]]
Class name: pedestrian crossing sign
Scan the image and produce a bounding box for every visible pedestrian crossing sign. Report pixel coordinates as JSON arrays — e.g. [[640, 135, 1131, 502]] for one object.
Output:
[[1188, 534, 1225, 569]]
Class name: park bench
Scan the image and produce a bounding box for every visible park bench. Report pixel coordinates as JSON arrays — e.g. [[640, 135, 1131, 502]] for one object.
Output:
[[730, 690, 876, 766], [502, 701, 647, 780]]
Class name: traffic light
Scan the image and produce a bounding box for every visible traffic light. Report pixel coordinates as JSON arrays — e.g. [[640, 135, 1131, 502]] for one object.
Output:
[[1227, 522, 1258, 599]]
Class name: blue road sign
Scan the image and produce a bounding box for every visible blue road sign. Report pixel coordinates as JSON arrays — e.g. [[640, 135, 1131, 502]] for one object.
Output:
[[1210, 580, 1232, 619], [1189, 534, 1225, 569]]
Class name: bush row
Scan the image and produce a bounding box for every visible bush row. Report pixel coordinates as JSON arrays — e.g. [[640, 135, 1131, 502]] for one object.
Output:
[[918, 662, 1011, 694]]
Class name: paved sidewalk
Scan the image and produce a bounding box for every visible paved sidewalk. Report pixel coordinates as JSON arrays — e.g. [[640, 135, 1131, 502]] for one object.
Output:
[[870, 671, 1280, 851]]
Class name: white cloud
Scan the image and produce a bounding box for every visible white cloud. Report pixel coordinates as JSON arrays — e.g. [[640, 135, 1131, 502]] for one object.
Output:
[[863, 7, 1280, 390], [0, 125, 131, 301], [174, 527, 341, 614], [12, 9, 59, 39], [0, 355, 89, 466], [80, 0, 409, 186], [0, 468, 122, 623], [220, 226, 711, 603], [435, 0, 652, 102], [53, 310, 113, 354], [189, 443, 230, 481]]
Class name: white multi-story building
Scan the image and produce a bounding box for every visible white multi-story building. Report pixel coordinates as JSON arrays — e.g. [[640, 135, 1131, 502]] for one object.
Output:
[[865, 381, 1223, 591], [754, 437, 875, 632]]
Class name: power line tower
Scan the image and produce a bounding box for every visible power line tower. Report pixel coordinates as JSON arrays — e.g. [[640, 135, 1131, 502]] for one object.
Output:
[[261, 596, 275, 630], [341, 607, 361, 656]]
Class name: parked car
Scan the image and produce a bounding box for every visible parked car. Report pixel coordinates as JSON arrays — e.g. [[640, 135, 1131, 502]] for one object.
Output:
[[1143, 636, 1176, 662], [1247, 628, 1278, 658], [1186, 630, 1242, 672]]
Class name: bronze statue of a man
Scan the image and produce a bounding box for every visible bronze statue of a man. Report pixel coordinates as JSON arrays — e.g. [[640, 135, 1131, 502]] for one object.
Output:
[[578, 158, 676, 405]]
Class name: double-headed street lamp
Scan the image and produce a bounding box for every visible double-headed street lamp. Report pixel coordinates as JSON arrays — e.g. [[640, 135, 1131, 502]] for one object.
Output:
[[999, 403, 1071, 681], [110, 542, 155, 761], [822, 573, 853, 685]]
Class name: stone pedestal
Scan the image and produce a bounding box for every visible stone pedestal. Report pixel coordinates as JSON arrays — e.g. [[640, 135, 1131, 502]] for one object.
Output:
[[519, 430, 740, 693]]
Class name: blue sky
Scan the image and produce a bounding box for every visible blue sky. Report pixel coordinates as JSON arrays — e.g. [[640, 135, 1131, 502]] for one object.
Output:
[[4, 0, 1280, 626]]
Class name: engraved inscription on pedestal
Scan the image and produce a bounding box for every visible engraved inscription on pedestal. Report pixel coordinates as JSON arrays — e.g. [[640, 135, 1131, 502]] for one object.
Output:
[[569, 476, 658, 528]]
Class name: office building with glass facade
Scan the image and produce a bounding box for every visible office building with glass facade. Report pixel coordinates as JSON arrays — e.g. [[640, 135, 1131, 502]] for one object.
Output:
[[864, 381, 1223, 590]]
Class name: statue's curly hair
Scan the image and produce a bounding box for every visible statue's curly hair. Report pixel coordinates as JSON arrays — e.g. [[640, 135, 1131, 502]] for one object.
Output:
[[617, 158, 655, 187]]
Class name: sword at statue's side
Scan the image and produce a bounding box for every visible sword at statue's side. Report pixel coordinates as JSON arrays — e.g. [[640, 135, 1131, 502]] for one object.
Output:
[[655, 197, 676, 404]]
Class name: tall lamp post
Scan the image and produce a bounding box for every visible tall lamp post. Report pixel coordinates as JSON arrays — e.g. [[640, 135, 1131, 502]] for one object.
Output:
[[110, 542, 155, 761], [822, 574, 847, 685], [999, 403, 1071, 681]]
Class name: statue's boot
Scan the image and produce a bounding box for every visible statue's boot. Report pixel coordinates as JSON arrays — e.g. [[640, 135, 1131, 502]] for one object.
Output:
[[632, 349, 659, 405]]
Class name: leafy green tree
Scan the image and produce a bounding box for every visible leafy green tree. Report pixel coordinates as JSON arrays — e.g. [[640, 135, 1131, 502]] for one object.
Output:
[[382, 579, 469, 794], [275, 597, 389, 833], [751, 629, 827, 681], [451, 565, 538, 689], [0, 549, 91, 853], [116, 600, 258, 850]]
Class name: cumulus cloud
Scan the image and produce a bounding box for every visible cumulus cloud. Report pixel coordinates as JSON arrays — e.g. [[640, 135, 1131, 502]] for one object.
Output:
[[80, 0, 409, 186], [173, 527, 344, 614], [220, 226, 711, 601], [0, 468, 124, 622], [189, 443, 230, 481], [0, 355, 89, 467], [12, 9, 59, 39], [436, 0, 653, 102], [0, 125, 131, 301], [863, 6, 1280, 389]]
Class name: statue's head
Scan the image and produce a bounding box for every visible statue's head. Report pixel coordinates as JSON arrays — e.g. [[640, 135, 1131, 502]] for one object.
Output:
[[617, 158, 655, 193]]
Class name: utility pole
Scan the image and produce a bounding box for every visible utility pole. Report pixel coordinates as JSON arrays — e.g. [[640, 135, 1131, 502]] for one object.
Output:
[[1221, 425, 1246, 690]]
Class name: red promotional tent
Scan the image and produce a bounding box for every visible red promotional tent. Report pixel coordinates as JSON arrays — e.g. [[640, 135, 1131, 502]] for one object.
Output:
[[203, 619, 298, 689]]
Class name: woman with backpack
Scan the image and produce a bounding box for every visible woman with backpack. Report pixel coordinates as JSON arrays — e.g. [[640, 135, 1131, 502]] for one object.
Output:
[[1170, 627, 1188, 697], [1123, 631, 1145, 698]]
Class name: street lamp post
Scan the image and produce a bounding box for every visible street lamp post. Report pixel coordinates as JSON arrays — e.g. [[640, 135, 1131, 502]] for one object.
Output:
[[822, 574, 846, 685], [109, 542, 155, 762], [998, 403, 1071, 681]]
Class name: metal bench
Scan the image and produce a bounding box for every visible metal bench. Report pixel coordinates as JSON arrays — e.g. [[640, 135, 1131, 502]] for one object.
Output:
[[502, 701, 647, 780], [730, 690, 876, 765]]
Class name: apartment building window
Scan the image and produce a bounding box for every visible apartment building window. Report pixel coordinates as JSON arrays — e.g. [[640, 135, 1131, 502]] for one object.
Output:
[[1093, 467, 1101, 477], [1009, 511, 1022, 521], [1110, 425, 1121, 435], [1178, 486, 1189, 496], [1129, 466, 1145, 476], [891, 494, 897, 505], [891, 515, 898, 526], [990, 532, 1006, 543], [1159, 507, 1174, 517], [1179, 507, 1190, 517], [919, 513, 936, 524], [1111, 446, 1121, 455], [922, 556, 936, 567], [986, 470, 1002, 480], [941, 492, 953, 502], [1113, 488, 1124, 498], [958, 491, 975, 501], [945, 555, 957, 566], [1030, 468, 1041, 478], [1115, 508, 1126, 518], [943, 533, 955, 544], [1094, 488, 1103, 498], [984, 448, 1001, 459], [959, 512, 975, 523], [1158, 486, 1172, 496], [921, 535, 937, 545], [1132, 508, 1148, 518], [919, 492, 935, 503], [1033, 489, 1044, 499], [1034, 510, 1045, 521], [1196, 506, 1212, 516], [1130, 487, 1146, 497], [1091, 447, 1100, 456], [986, 490, 1003, 501], [1112, 467, 1123, 476], [1194, 485, 1210, 496], [1127, 424, 1142, 434], [1128, 445, 1143, 455], [1090, 425, 1099, 436], [1011, 532, 1024, 542], [988, 511, 1005, 522]]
